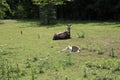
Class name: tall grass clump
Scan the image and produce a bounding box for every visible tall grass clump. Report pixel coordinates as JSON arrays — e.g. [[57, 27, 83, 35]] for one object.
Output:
[[83, 68, 88, 78], [109, 48, 117, 58], [96, 47, 104, 55], [77, 31, 85, 38], [31, 68, 35, 80], [86, 43, 97, 52]]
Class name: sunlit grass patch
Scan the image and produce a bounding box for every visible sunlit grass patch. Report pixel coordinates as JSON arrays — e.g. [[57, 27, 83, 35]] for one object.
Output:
[[0, 19, 120, 80]]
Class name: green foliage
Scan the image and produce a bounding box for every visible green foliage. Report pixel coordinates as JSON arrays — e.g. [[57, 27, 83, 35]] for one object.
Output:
[[40, 4, 56, 24], [1, 0, 120, 20], [32, 0, 65, 24], [32, 0, 75, 24], [32, 0, 64, 6], [14, 5, 26, 18], [6, 0, 38, 19], [0, 0, 11, 18]]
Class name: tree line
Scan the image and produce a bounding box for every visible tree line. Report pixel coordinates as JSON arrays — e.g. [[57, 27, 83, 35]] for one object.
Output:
[[0, 0, 120, 24]]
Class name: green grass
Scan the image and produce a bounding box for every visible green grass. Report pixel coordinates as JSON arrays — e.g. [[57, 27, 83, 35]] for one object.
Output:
[[0, 19, 120, 80]]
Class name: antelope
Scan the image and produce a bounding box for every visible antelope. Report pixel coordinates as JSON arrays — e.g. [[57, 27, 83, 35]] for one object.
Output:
[[53, 24, 71, 40]]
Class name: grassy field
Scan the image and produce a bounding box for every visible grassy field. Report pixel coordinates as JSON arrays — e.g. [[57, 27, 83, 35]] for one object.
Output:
[[0, 19, 120, 80]]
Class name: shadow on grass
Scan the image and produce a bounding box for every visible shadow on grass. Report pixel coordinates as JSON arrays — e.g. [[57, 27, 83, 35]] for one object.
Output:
[[71, 20, 120, 26], [11, 19, 120, 28]]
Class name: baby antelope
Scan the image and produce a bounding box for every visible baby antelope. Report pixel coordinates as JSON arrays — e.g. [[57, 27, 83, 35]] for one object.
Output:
[[60, 45, 81, 53]]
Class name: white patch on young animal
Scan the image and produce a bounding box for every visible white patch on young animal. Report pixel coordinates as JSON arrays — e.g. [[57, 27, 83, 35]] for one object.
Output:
[[60, 45, 81, 53]]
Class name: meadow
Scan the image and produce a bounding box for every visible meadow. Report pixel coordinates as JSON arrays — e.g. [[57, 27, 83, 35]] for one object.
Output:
[[0, 20, 120, 80]]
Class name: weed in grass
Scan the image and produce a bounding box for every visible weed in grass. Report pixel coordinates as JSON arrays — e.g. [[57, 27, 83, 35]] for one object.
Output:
[[20, 30, 23, 35], [85, 61, 94, 68], [83, 68, 87, 78], [64, 56, 73, 66], [16, 64, 20, 77], [0, 51, 13, 55], [21, 70, 27, 76], [54, 65, 59, 72], [85, 43, 104, 54], [102, 61, 111, 70], [38, 65, 44, 74], [65, 75, 69, 80], [31, 68, 35, 80], [115, 61, 120, 72], [25, 62, 31, 68], [38, 34, 40, 39], [1, 60, 5, 77], [109, 48, 117, 58], [32, 57, 38, 62], [91, 68, 97, 75], [97, 47, 104, 55], [38, 61, 46, 74], [97, 72, 113, 80], [111, 62, 120, 73], [42, 60, 50, 69], [76, 31, 85, 38], [87, 43, 97, 52], [25, 58, 32, 68], [39, 68, 44, 74]]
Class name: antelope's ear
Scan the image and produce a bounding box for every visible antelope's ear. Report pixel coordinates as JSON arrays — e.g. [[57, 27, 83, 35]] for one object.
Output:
[[66, 24, 72, 28]]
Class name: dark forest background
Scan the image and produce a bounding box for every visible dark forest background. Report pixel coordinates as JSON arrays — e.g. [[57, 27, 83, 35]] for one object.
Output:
[[1, 0, 120, 23]]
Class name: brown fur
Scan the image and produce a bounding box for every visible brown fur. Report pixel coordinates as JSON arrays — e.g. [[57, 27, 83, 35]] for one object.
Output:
[[53, 25, 71, 40], [71, 46, 80, 52]]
